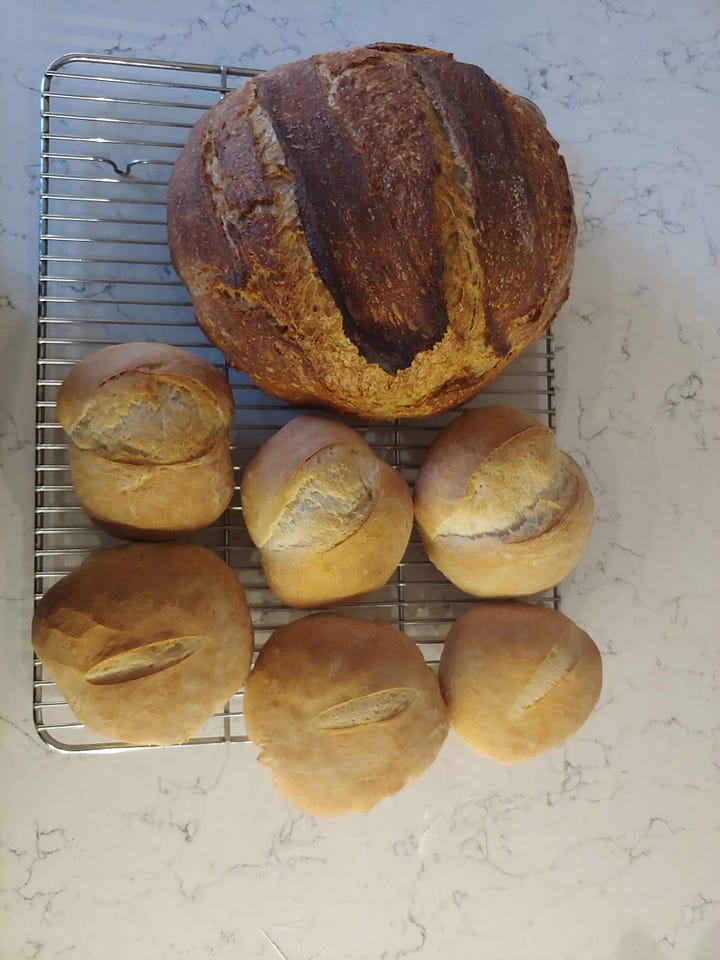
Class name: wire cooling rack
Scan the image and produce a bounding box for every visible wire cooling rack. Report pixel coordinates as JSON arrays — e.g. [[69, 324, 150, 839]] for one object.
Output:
[[35, 53, 561, 752]]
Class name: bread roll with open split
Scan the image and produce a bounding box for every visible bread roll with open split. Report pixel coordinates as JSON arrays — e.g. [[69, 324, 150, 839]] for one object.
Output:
[[57, 342, 235, 540], [438, 602, 602, 763], [413, 406, 594, 597], [31, 543, 254, 746], [240, 415, 413, 608], [243, 613, 449, 816]]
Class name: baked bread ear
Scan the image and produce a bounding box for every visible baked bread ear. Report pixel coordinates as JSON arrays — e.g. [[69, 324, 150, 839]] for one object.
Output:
[[167, 43, 575, 420], [57, 342, 235, 539], [240, 415, 413, 608], [31, 543, 254, 746], [413, 406, 594, 596], [243, 613, 449, 815], [438, 601, 602, 763]]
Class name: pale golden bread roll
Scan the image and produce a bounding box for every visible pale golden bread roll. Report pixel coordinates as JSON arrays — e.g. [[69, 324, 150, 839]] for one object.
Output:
[[57, 342, 235, 540], [438, 602, 602, 763], [413, 406, 594, 597], [167, 43, 575, 420], [243, 613, 449, 816], [32, 543, 254, 746], [240, 415, 413, 608]]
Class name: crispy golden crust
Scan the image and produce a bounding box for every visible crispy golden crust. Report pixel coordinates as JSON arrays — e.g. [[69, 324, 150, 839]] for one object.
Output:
[[167, 44, 575, 420]]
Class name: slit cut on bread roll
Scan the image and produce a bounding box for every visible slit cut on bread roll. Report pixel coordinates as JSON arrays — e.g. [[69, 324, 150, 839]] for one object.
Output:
[[438, 602, 602, 763], [243, 613, 449, 816], [57, 342, 236, 540], [167, 43, 576, 420], [240, 415, 413, 608], [413, 406, 594, 597], [31, 543, 254, 746]]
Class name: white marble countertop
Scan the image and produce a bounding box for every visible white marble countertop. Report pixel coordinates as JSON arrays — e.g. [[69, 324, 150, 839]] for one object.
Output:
[[1, 1, 719, 957]]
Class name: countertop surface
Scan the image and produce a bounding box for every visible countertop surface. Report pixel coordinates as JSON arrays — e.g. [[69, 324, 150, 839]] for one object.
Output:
[[1, 2, 719, 958]]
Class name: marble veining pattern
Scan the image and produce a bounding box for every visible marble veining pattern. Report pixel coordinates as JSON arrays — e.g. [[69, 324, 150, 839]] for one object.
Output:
[[1, 0, 719, 957]]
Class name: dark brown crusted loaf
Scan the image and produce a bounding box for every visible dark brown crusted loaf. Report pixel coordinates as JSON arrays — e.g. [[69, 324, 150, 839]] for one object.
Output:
[[167, 43, 576, 420]]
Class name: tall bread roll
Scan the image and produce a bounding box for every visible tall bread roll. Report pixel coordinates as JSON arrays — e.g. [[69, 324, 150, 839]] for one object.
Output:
[[438, 602, 602, 763], [167, 42, 576, 420], [31, 543, 254, 746], [57, 342, 235, 540], [413, 406, 594, 597], [240, 415, 413, 608], [244, 613, 449, 816]]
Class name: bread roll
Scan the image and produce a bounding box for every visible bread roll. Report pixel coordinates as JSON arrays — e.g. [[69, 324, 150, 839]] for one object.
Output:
[[57, 342, 235, 540], [32, 543, 254, 745], [438, 602, 602, 763], [240, 415, 413, 608], [413, 406, 594, 597], [167, 43, 575, 420], [244, 613, 449, 815]]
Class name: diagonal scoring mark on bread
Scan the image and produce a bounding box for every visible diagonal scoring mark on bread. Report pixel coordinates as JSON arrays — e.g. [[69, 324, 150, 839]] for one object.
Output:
[[509, 627, 581, 719], [85, 635, 207, 685], [255, 54, 451, 373], [69, 377, 223, 464], [206, 97, 290, 270], [407, 69, 484, 344], [262, 443, 377, 551], [309, 687, 418, 729], [203, 90, 349, 360], [407, 54, 547, 346], [436, 432, 573, 541]]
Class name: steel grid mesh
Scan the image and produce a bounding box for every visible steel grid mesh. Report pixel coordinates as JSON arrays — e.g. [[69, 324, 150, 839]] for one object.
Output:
[[35, 54, 560, 752]]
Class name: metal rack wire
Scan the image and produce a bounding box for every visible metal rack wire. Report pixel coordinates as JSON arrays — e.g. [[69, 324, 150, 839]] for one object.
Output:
[[35, 53, 560, 752]]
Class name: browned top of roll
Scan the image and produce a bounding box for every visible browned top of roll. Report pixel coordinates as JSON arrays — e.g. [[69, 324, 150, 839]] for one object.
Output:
[[438, 601, 602, 763], [244, 612, 448, 815], [32, 543, 254, 746]]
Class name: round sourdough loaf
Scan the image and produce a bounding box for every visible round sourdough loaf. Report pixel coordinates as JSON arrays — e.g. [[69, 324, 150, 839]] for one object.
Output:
[[240, 415, 413, 608], [438, 602, 602, 763], [31, 543, 254, 746], [413, 405, 594, 597], [57, 342, 235, 539], [244, 613, 449, 816], [167, 43, 576, 420]]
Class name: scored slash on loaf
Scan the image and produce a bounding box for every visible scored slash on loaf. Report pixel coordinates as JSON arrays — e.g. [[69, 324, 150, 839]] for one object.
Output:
[[167, 42, 576, 420], [240, 414, 414, 608], [31, 543, 255, 747], [56, 342, 235, 540], [439, 602, 602, 763], [243, 613, 449, 817], [413, 406, 594, 597]]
